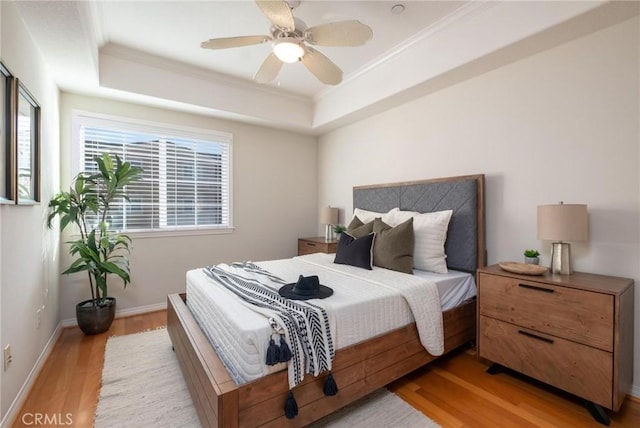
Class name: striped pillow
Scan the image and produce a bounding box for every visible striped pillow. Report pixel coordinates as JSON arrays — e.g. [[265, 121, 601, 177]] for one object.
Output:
[[386, 209, 453, 274]]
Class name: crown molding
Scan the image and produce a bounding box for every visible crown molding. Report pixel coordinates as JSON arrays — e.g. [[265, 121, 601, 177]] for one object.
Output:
[[312, 0, 609, 131], [100, 43, 310, 105], [314, 0, 496, 103], [99, 44, 315, 133], [96, 1, 624, 135]]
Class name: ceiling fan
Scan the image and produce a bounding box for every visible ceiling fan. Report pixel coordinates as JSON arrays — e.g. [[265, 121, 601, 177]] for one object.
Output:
[[200, 0, 373, 85]]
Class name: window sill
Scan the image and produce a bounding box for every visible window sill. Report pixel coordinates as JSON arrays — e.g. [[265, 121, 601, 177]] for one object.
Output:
[[127, 227, 235, 239], [68, 226, 235, 240]]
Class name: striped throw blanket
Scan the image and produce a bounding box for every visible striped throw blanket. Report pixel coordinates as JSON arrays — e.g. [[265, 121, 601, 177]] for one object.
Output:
[[203, 262, 335, 389]]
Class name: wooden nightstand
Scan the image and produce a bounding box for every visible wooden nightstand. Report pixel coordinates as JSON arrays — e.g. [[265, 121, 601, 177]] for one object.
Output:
[[297, 237, 338, 256], [477, 264, 634, 425]]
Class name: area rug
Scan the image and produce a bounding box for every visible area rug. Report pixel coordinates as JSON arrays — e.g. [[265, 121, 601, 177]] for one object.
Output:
[[95, 328, 440, 428]]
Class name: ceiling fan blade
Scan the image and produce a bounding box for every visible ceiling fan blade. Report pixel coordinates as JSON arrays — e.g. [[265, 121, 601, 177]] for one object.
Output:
[[254, 53, 283, 83], [305, 20, 373, 46], [301, 46, 343, 85], [255, 0, 295, 31], [201, 35, 271, 50]]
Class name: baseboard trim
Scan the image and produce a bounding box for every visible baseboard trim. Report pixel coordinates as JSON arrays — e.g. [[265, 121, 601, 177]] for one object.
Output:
[[60, 302, 167, 328], [2, 303, 168, 427], [0, 323, 64, 428], [630, 384, 640, 400]]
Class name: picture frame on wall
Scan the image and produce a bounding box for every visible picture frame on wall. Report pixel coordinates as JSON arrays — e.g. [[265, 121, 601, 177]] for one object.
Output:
[[0, 60, 15, 204], [13, 79, 41, 204]]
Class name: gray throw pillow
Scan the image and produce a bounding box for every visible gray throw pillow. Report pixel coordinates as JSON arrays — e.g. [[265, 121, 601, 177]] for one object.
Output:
[[346, 216, 374, 238], [373, 217, 414, 274]]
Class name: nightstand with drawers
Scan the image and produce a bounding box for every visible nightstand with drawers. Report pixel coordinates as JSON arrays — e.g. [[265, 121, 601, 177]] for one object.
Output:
[[477, 264, 634, 425], [297, 237, 338, 256]]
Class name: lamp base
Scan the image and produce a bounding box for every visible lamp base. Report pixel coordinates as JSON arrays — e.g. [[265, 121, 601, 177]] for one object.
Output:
[[550, 242, 572, 275], [324, 224, 333, 242]]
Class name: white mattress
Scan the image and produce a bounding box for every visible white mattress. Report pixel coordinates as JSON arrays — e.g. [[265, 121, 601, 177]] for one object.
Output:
[[186, 253, 475, 385], [414, 268, 477, 311]]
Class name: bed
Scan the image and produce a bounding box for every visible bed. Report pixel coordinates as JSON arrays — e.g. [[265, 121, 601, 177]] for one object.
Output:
[[167, 174, 486, 428]]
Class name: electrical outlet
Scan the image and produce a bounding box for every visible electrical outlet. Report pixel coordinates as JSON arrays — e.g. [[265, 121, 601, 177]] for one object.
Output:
[[4, 345, 12, 371]]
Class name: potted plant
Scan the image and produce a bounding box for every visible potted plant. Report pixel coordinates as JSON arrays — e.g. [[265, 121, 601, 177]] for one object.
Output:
[[48, 154, 143, 335], [333, 224, 346, 240], [524, 249, 541, 265]]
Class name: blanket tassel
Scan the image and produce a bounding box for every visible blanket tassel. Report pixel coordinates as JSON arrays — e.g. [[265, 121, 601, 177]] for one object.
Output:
[[323, 372, 339, 396], [279, 336, 292, 363], [284, 391, 299, 419], [266, 338, 280, 366]]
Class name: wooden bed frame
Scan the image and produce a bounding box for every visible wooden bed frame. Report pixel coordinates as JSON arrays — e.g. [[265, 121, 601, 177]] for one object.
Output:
[[167, 174, 486, 427]]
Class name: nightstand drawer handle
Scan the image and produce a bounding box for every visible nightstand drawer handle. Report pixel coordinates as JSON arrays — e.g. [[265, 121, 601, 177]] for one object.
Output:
[[306, 243, 317, 247], [518, 283, 554, 293], [518, 330, 554, 344]]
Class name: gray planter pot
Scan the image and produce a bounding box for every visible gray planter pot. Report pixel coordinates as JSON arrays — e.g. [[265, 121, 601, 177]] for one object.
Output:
[[524, 256, 540, 265], [76, 297, 116, 335]]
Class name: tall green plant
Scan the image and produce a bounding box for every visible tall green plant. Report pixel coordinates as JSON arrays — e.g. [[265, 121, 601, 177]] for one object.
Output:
[[48, 154, 143, 306]]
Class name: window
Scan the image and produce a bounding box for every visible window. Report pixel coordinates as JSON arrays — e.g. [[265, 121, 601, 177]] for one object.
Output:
[[72, 112, 232, 234]]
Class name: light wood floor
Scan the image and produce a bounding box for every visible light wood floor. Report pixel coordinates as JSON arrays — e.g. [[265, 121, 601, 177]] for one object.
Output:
[[388, 348, 640, 427], [11, 310, 640, 427], [12, 311, 167, 428]]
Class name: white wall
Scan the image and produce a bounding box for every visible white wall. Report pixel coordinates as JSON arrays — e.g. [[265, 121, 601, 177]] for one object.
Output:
[[318, 17, 640, 392], [58, 94, 318, 320], [0, 1, 61, 421]]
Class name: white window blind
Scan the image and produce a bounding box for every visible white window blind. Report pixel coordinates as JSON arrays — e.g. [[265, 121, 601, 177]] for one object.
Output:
[[73, 113, 232, 233]]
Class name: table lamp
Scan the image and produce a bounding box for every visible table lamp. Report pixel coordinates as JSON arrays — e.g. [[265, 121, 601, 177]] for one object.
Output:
[[537, 202, 588, 275], [320, 206, 339, 242]]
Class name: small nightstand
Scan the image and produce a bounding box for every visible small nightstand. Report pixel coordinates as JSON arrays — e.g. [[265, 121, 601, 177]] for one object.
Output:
[[297, 237, 338, 256], [477, 264, 634, 425]]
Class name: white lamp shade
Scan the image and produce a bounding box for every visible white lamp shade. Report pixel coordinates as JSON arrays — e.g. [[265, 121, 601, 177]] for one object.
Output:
[[537, 204, 588, 242], [320, 206, 339, 225]]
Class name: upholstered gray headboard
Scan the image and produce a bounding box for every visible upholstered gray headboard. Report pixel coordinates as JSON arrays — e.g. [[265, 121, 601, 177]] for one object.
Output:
[[353, 175, 486, 273]]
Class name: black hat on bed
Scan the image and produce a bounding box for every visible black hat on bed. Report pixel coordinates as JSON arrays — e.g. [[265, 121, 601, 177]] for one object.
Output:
[[278, 275, 333, 300]]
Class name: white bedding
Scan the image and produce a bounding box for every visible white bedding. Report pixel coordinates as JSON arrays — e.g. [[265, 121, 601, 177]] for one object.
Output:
[[186, 253, 475, 385], [414, 268, 477, 311]]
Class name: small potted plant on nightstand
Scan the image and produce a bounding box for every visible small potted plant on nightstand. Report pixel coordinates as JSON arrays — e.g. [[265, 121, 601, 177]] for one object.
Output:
[[333, 224, 346, 240], [524, 249, 540, 265]]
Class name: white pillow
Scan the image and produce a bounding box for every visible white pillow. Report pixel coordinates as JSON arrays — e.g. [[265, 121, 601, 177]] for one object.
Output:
[[387, 209, 453, 274], [384, 207, 413, 226], [352, 207, 396, 224], [413, 210, 453, 273]]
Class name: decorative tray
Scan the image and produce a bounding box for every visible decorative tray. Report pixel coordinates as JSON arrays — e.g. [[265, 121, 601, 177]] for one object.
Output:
[[498, 262, 548, 276]]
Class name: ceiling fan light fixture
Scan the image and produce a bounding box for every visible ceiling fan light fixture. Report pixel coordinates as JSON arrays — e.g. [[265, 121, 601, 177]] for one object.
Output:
[[201, 1, 373, 85], [273, 38, 304, 63]]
